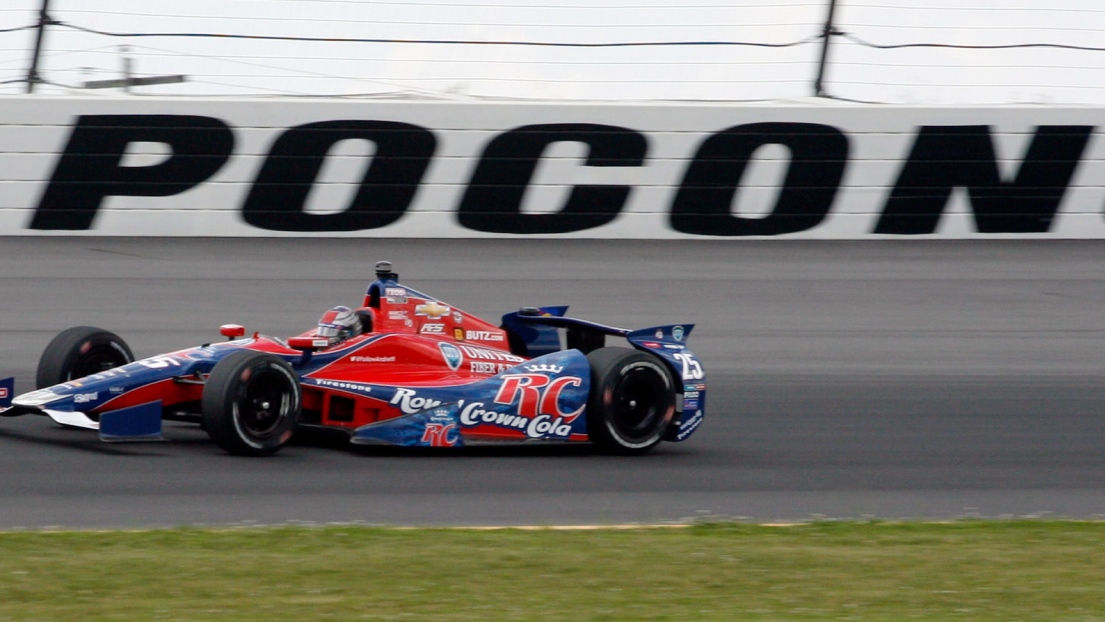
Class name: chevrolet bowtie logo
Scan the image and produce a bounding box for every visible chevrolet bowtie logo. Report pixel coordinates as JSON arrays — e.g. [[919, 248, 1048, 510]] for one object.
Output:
[[415, 301, 451, 319]]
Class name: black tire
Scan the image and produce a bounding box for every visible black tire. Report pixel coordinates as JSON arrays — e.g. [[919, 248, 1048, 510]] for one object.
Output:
[[585, 347, 676, 455], [36, 326, 135, 389], [202, 350, 301, 456]]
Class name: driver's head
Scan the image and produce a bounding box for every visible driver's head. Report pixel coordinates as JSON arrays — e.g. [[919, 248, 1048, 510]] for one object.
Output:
[[317, 305, 362, 344]]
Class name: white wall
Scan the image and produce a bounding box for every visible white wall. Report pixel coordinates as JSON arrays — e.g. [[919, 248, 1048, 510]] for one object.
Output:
[[1, 96, 1103, 238]]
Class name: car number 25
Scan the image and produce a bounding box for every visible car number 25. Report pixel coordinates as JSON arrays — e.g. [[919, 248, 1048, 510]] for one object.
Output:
[[672, 353, 704, 380]]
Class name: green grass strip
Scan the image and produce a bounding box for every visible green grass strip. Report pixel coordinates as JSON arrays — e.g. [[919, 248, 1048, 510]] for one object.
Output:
[[1, 521, 1104, 620]]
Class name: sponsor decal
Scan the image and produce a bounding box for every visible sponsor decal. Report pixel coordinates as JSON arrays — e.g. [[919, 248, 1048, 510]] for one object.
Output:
[[493, 373, 584, 420], [672, 326, 685, 342], [415, 301, 451, 319], [654, 329, 664, 339], [0, 388, 7, 399], [663, 344, 685, 350], [421, 423, 459, 447], [390, 387, 443, 415], [385, 287, 408, 303], [350, 355, 396, 363], [27, 117, 1095, 238], [459, 401, 577, 439], [420, 410, 460, 447], [439, 342, 463, 371], [454, 328, 465, 341], [73, 392, 99, 404], [469, 361, 514, 374], [453, 312, 463, 324], [388, 310, 408, 320], [314, 379, 372, 393], [641, 341, 661, 348], [420, 323, 446, 335], [466, 330, 504, 342], [457, 344, 525, 364], [109, 386, 126, 394], [457, 372, 585, 438], [676, 410, 704, 441]]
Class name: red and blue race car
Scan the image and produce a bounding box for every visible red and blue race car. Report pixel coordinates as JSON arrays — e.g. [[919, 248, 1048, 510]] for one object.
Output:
[[0, 262, 706, 456]]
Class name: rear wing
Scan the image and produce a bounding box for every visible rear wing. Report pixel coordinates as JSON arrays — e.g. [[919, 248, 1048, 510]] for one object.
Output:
[[501, 306, 628, 357], [500, 306, 695, 359]]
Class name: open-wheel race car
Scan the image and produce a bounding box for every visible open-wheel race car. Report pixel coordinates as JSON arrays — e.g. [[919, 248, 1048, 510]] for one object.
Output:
[[0, 262, 706, 456]]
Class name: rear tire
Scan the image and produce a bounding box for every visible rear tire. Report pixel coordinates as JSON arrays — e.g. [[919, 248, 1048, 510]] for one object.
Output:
[[36, 326, 134, 389], [202, 350, 301, 456], [585, 347, 676, 455]]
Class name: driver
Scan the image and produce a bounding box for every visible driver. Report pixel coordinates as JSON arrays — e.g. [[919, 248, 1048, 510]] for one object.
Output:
[[316, 305, 363, 345]]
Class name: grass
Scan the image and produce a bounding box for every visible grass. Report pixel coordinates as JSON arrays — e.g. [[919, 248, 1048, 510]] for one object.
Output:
[[0, 521, 1103, 620]]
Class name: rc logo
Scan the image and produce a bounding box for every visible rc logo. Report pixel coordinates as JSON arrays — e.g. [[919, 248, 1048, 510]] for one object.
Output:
[[493, 374, 584, 420], [672, 326, 685, 342], [439, 342, 463, 371], [421, 423, 459, 447]]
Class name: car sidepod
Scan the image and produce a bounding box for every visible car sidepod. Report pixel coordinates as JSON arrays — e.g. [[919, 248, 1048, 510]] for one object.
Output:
[[351, 349, 591, 447], [627, 325, 707, 442]]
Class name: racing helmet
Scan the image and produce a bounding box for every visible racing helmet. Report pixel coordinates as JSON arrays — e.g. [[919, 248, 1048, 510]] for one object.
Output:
[[317, 305, 363, 344]]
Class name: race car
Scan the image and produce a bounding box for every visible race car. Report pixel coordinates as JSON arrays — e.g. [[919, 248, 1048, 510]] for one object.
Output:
[[0, 261, 706, 456]]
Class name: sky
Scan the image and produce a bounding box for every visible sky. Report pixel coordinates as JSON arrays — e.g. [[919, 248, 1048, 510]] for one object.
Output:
[[0, 0, 1103, 104]]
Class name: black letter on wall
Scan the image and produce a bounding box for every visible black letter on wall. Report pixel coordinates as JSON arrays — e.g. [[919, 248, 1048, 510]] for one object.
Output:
[[670, 123, 848, 236], [874, 125, 1092, 234], [32, 115, 233, 230], [457, 124, 647, 234], [242, 121, 436, 232]]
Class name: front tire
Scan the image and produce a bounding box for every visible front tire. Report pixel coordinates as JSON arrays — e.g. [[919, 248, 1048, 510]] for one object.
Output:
[[36, 326, 134, 389], [202, 350, 301, 456], [585, 347, 676, 455]]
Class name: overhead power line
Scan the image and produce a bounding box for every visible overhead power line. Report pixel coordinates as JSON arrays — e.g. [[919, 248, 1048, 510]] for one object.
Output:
[[55, 22, 819, 48]]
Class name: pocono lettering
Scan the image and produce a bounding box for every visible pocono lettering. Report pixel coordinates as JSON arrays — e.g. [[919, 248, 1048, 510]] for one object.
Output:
[[27, 116, 1096, 237]]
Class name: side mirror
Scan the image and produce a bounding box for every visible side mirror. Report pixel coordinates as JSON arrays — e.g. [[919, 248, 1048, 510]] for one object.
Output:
[[219, 324, 246, 340], [288, 336, 330, 351]]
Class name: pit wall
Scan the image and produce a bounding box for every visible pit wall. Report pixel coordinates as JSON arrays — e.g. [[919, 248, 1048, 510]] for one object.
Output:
[[1, 96, 1103, 238]]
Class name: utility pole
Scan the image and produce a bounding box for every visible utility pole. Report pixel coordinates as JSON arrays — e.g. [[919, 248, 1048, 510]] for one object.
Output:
[[814, 0, 840, 98], [26, 0, 51, 93], [83, 46, 187, 91]]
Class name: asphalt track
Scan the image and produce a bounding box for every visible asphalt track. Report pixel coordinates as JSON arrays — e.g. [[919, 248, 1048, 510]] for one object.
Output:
[[2, 238, 1105, 529]]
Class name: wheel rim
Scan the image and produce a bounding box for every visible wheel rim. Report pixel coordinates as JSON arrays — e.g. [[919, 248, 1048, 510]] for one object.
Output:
[[611, 366, 668, 442], [235, 369, 290, 439], [70, 345, 129, 380]]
